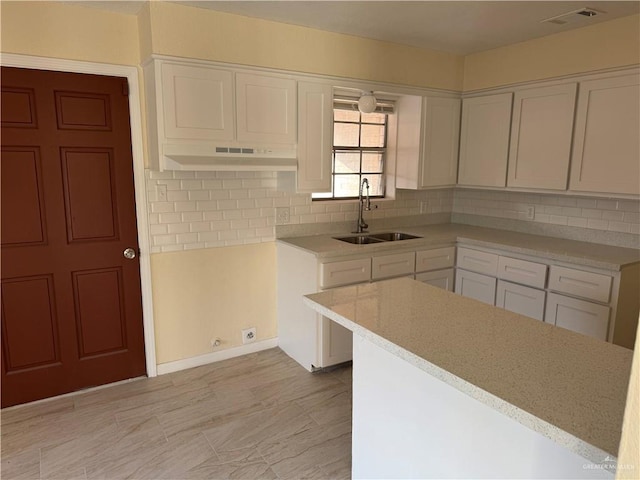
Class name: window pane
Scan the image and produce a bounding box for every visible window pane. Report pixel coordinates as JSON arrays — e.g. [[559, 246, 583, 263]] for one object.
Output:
[[333, 122, 359, 147], [334, 109, 360, 122], [360, 124, 385, 147], [362, 152, 383, 173], [361, 112, 385, 124], [334, 152, 360, 173], [364, 174, 385, 196], [334, 175, 361, 198]]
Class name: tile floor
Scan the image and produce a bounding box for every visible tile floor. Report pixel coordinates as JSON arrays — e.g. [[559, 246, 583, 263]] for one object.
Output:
[[1, 348, 352, 479]]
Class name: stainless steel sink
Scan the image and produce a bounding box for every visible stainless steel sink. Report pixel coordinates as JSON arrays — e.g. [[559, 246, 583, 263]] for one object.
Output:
[[368, 232, 422, 241], [334, 235, 386, 245], [334, 232, 421, 244]]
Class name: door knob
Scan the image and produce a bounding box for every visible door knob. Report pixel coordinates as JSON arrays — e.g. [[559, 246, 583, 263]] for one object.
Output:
[[123, 248, 137, 260]]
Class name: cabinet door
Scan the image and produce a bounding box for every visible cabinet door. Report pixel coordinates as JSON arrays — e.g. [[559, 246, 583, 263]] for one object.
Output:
[[421, 97, 461, 187], [161, 63, 234, 141], [545, 293, 610, 341], [456, 247, 499, 276], [416, 269, 454, 291], [458, 93, 513, 187], [507, 84, 577, 190], [415, 246, 456, 273], [496, 280, 545, 321], [318, 315, 352, 368], [297, 82, 332, 193], [320, 258, 371, 289], [569, 74, 640, 195], [236, 73, 296, 145], [454, 269, 496, 305]]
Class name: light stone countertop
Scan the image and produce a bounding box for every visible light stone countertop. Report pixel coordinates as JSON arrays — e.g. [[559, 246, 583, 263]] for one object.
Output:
[[303, 277, 634, 464], [278, 223, 640, 270]]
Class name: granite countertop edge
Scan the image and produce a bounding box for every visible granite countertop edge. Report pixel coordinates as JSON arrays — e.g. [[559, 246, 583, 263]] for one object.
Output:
[[278, 224, 640, 270], [303, 294, 616, 465]]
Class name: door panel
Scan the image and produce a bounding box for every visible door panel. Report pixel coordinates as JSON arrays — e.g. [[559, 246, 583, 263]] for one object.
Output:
[[1, 147, 47, 246], [61, 148, 118, 242], [1, 67, 146, 407]]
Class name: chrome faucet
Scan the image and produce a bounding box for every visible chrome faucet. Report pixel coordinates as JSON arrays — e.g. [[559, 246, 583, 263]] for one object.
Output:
[[354, 178, 372, 233]]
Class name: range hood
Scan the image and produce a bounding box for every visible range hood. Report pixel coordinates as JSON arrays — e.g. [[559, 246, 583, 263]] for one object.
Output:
[[162, 143, 298, 172]]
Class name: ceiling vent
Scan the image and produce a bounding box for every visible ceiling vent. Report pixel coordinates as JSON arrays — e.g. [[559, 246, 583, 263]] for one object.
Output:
[[541, 8, 603, 25]]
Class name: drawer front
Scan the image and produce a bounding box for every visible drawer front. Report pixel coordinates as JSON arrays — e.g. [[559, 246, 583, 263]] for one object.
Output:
[[496, 280, 545, 321], [415, 247, 456, 273], [372, 252, 416, 280], [320, 258, 371, 289], [415, 268, 454, 291], [545, 293, 610, 341], [548, 266, 612, 303], [456, 247, 498, 276], [497, 256, 547, 289]]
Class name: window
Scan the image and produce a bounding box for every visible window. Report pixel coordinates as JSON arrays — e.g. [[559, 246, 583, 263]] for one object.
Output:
[[313, 108, 388, 200]]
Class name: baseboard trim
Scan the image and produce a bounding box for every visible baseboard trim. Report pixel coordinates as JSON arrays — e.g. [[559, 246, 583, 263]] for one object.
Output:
[[156, 338, 279, 375]]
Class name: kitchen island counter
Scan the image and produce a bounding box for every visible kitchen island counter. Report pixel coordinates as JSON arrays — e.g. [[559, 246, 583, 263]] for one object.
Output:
[[304, 277, 633, 478]]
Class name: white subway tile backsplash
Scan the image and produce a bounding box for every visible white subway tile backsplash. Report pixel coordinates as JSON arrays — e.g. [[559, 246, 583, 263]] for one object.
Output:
[[147, 170, 637, 253]]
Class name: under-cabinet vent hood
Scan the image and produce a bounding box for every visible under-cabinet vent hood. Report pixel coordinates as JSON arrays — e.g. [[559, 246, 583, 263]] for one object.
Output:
[[162, 143, 298, 172]]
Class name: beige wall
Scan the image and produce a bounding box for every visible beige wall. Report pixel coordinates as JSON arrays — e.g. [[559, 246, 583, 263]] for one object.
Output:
[[143, 2, 464, 91], [463, 14, 640, 91], [0, 1, 139, 66], [617, 322, 640, 478], [150, 243, 277, 364]]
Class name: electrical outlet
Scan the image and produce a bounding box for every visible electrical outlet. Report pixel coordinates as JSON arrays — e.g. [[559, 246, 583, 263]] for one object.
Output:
[[156, 184, 167, 202], [525, 205, 535, 220], [276, 207, 290, 225], [420, 201, 429, 214], [242, 327, 256, 344]]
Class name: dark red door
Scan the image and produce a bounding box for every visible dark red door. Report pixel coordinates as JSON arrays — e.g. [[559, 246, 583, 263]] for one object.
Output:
[[1, 67, 146, 407]]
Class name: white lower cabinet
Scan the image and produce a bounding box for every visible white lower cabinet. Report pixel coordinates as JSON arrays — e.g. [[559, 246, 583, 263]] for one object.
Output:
[[372, 252, 415, 280], [545, 293, 610, 341], [496, 280, 545, 321], [455, 269, 496, 305], [416, 269, 455, 291]]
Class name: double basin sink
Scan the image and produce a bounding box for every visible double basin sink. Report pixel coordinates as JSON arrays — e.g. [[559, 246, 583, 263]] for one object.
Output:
[[334, 232, 421, 245]]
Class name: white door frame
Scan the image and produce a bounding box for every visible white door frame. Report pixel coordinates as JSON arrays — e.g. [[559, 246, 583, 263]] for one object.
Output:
[[1, 53, 158, 377]]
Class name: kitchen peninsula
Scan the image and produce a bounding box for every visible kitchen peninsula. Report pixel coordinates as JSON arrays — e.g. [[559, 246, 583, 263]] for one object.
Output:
[[304, 277, 633, 479]]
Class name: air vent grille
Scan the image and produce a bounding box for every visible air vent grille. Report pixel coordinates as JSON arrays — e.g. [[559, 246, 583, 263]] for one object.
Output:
[[542, 8, 602, 25]]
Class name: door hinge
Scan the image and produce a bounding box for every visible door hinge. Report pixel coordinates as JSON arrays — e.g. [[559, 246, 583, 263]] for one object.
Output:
[[122, 80, 129, 96]]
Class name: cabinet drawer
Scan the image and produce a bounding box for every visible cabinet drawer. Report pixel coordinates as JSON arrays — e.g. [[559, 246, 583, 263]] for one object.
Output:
[[545, 293, 610, 341], [372, 252, 416, 280], [496, 280, 545, 321], [456, 247, 499, 276], [415, 268, 454, 291], [320, 258, 371, 289], [548, 266, 612, 303], [416, 247, 455, 273], [497, 256, 547, 289]]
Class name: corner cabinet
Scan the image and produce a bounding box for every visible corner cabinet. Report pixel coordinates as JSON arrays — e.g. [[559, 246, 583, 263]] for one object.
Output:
[[396, 95, 461, 189], [458, 93, 513, 187], [296, 82, 333, 193], [569, 73, 640, 195], [507, 83, 577, 190]]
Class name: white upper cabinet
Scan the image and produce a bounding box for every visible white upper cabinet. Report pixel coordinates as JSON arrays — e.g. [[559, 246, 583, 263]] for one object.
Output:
[[507, 83, 577, 190], [160, 63, 234, 142], [235, 73, 297, 145], [569, 73, 640, 195], [296, 82, 333, 193], [458, 93, 513, 187], [396, 95, 460, 189]]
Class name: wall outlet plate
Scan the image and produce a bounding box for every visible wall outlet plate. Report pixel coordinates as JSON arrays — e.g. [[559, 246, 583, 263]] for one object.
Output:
[[276, 207, 290, 225], [242, 327, 256, 344], [525, 205, 535, 220]]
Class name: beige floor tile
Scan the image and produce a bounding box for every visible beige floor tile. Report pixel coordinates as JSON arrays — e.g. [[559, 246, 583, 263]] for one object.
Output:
[[0, 447, 40, 480], [1, 348, 353, 480]]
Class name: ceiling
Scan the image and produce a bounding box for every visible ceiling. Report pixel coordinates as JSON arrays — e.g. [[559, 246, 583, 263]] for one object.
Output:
[[75, 1, 640, 55]]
